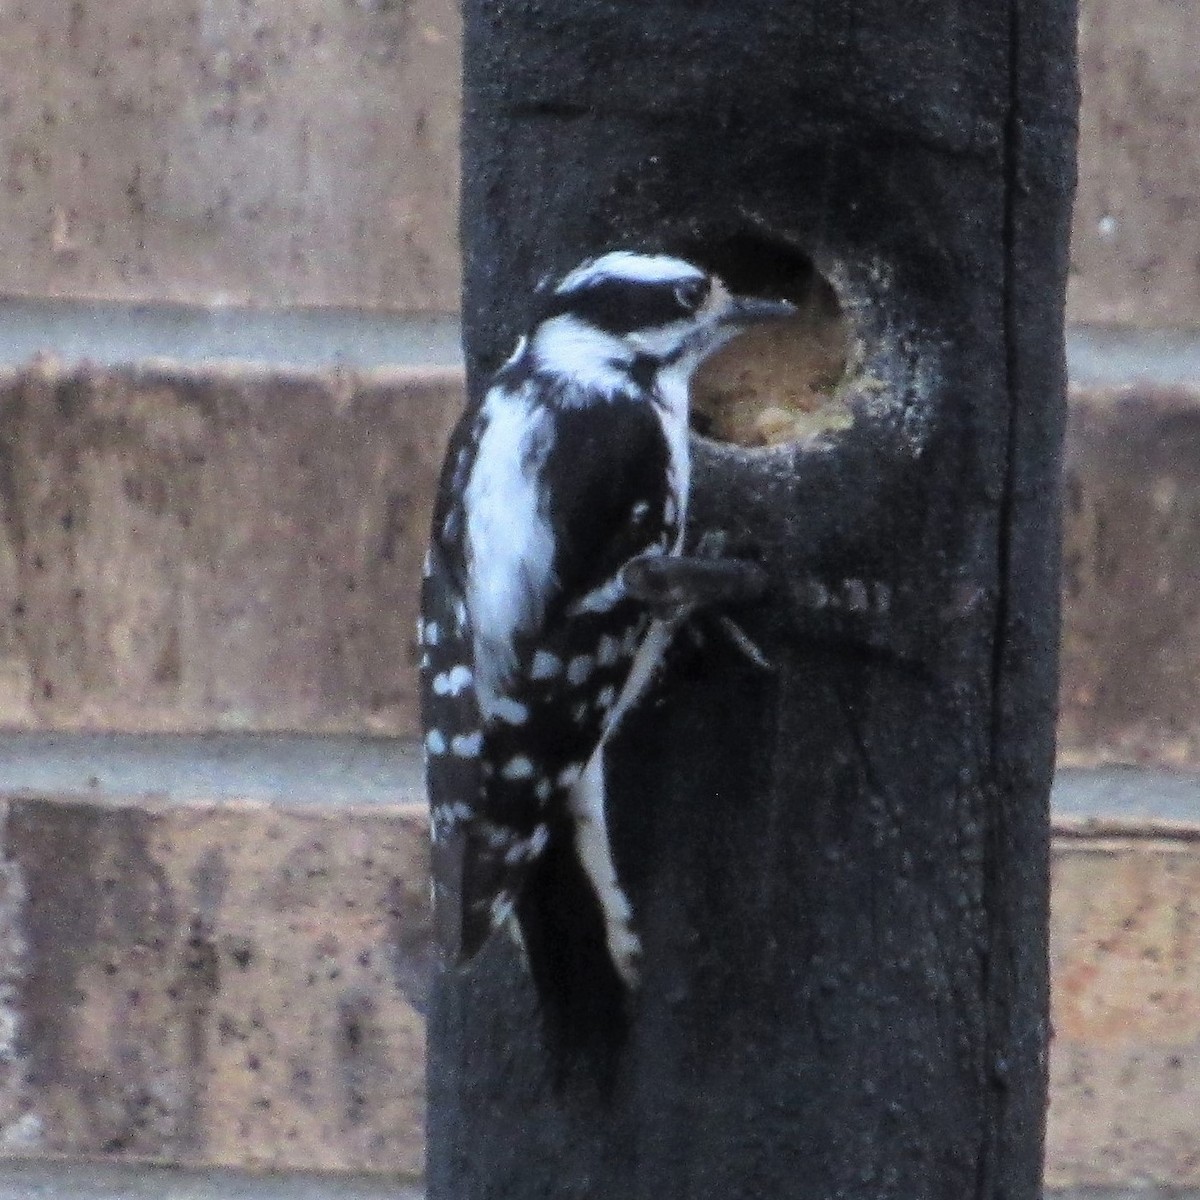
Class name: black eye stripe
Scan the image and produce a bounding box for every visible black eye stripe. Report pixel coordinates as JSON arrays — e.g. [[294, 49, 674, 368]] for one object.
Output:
[[540, 275, 709, 335]]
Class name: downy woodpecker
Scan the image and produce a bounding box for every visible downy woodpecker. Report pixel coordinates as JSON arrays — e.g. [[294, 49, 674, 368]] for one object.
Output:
[[420, 250, 791, 1042]]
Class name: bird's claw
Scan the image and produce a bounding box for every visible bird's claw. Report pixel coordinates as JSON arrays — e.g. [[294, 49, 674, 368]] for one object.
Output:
[[619, 531, 774, 671]]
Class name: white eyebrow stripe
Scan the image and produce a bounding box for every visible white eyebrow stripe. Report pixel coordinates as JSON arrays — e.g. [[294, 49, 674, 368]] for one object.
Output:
[[556, 251, 704, 292]]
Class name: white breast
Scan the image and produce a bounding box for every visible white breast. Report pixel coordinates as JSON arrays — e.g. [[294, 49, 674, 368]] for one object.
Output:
[[463, 385, 556, 717]]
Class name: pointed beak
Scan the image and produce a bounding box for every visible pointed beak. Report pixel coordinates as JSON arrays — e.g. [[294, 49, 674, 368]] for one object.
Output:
[[677, 291, 797, 364], [719, 295, 796, 327]]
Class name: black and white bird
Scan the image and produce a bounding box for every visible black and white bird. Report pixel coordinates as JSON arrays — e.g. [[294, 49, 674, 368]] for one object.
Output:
[[420, 250, 791, 1045]]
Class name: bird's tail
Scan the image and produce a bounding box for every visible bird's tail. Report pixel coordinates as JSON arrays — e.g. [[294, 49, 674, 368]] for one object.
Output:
[[515, 827, 634, 1083]]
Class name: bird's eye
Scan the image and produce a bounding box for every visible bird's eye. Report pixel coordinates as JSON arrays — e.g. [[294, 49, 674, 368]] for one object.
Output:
[[674, 277, 710, 314]]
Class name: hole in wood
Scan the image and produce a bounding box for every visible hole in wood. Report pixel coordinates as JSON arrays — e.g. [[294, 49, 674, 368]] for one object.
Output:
[[682, 239, 856, 449]]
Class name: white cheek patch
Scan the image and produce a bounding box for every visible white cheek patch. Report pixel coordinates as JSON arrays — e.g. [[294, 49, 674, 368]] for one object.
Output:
[[530, 316, 631, 397], [625, 318, 693, 360]]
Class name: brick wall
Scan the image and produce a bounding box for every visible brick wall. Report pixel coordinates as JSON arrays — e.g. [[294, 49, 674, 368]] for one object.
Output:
[[0, 1, 1198, 1194]]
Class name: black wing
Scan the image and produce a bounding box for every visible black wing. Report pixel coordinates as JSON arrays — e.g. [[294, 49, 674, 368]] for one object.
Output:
[[421, 385, 675, 990]]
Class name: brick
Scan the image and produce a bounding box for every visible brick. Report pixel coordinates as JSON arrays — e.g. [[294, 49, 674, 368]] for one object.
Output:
[[1, 0, 1197, 327], [0, 794, 430, 1176], [0, 0, 460, 312], [6, 366, 1200, 767], [1046, 828, 1200, 1189], [1059, 383, 1200, 768], [0, 764, 1196, 1185], [0, 1160, 423, 1200], [0, 360, 462, 735], [1069, 0, 1200, 327]]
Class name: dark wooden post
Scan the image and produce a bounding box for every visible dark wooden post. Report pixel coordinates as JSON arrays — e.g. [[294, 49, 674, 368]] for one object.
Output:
[[430, 2, 1077, 1197]]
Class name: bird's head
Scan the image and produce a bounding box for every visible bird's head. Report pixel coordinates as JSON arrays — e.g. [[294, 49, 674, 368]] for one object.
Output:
[[526, 251, 794, 395]]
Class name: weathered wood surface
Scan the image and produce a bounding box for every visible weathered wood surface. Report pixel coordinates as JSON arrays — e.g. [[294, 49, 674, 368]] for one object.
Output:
[[431, 1, 1078, 1198]]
